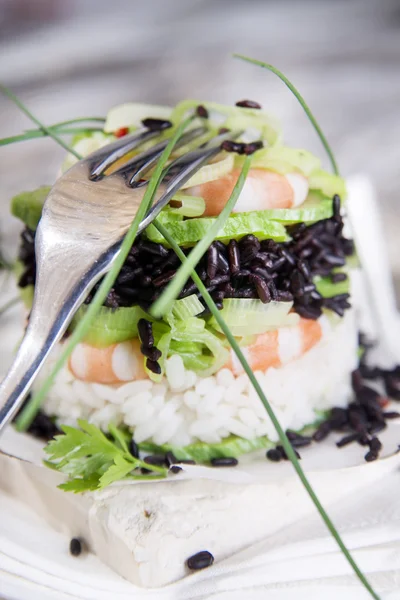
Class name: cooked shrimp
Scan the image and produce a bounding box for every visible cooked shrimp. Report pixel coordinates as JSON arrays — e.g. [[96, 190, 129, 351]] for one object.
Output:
[[68, 339, 146, 384], [187, 168, 309, 217], [225, 316, 329, 376], [68, 317, 328, 384]]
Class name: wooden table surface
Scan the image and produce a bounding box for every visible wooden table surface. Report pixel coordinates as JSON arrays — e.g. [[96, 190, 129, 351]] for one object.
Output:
[[1, 0, 399, 293]]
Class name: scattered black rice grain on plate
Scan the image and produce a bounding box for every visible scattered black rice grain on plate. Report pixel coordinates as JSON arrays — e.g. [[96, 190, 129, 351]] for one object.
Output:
[[312, 421, 331, 442], [276, 445, 301, 460], [285, 430, 312, 448], [235, 99, 262, 109], [210, 457, 238, 467], [187, 550, 214, 571], [266, 448, 282, 462], [169, 465, 183, 474], [383, 411, 400, 419], [336, 432, 360, 448], [69, 538, 83, 557], [364, 450, 379, 462], [141, 454, 167, 473]]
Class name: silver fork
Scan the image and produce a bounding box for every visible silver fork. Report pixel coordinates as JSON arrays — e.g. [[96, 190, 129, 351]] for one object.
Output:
[[0, 124, 240, 432]]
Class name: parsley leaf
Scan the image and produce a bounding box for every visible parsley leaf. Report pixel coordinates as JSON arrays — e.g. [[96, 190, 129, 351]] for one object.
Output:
[[44, 419, 167, 493]]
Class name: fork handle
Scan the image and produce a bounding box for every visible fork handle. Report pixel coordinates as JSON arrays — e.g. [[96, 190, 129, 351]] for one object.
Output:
[[0, 228, 115, 432]]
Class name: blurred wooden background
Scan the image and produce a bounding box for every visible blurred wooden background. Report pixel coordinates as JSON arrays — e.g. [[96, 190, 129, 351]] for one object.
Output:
[[1, 0, 399, 295]]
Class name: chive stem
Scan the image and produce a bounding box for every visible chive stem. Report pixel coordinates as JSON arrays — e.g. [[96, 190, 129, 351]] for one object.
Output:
[[15, 116, 194, 431], [154, 220, 379, 600], [0, 126, 104, 148], [0, 84, 82, 158], [233, 54, 339, 175]]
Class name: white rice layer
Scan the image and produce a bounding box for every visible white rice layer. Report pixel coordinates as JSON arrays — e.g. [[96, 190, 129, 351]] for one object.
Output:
[[38, 310, 358, 446]]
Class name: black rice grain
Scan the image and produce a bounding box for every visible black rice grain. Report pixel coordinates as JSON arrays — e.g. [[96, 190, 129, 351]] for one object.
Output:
[[169, 465, 183, 474], [313, 421, 331, 442], [336, 433, 360, 448], [276, 444, 301, 460], [331, 272, 348, 283], [266, 448, 283, 462], [383, 411, 400, 419], [365, 450, 379, 462], [235, 99, 262, 109], [138, 319, 154, 348], [187, 550, 214, 571], [142, 117, 172, 131], [141, 454, 167, 473], [228, 240, 240, 274], [140, 345, 162, 361], [196, 105, 209, 118], [221, 140, 246, 154], [129, 438, 139, 458], [69, 538, 82, 557], [244, 141, 264, 155], [286, 430, 312, 448], [207, 244, 218, 279], [368, 437, 382, 453], [146, 359, 162, 374], [251, 274, 271, 303], [210, 457, 238, 467]]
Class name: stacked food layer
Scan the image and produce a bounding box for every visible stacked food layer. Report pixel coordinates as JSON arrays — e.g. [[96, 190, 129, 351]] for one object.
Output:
[[12, 100, 358, 460]]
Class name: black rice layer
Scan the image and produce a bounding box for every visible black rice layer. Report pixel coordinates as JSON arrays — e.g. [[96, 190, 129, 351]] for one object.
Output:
[[17, 196, 354, 321]]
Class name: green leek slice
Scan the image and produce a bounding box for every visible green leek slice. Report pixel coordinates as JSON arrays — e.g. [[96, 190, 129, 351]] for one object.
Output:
[[209, 298, 297, 336], [236, 145, 321, 176], [314, 273, 350, 297], [169, 194, 205, 217], [145, 212, 288, 246], [172, 294, 204, 320], [11, 186, 51, 231], [180, 153, 234, 188], [309, 169, 346, 198], [70, 305, 150, 347]]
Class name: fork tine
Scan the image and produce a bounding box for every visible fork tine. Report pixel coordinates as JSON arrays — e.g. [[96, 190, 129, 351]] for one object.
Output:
[[89, 128, 162, 180], [137, 130, 242, 232], [114, 126, 207, 185]]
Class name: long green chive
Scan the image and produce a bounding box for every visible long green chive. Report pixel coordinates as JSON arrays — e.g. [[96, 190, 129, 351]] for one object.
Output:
[[0, 85, 82, 159], [16, 116, 194, 431], [0, 126, 104, 148], [154, 220, 379, 600], [233, 54, 339, 175], [151, 155, 252, 317]]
